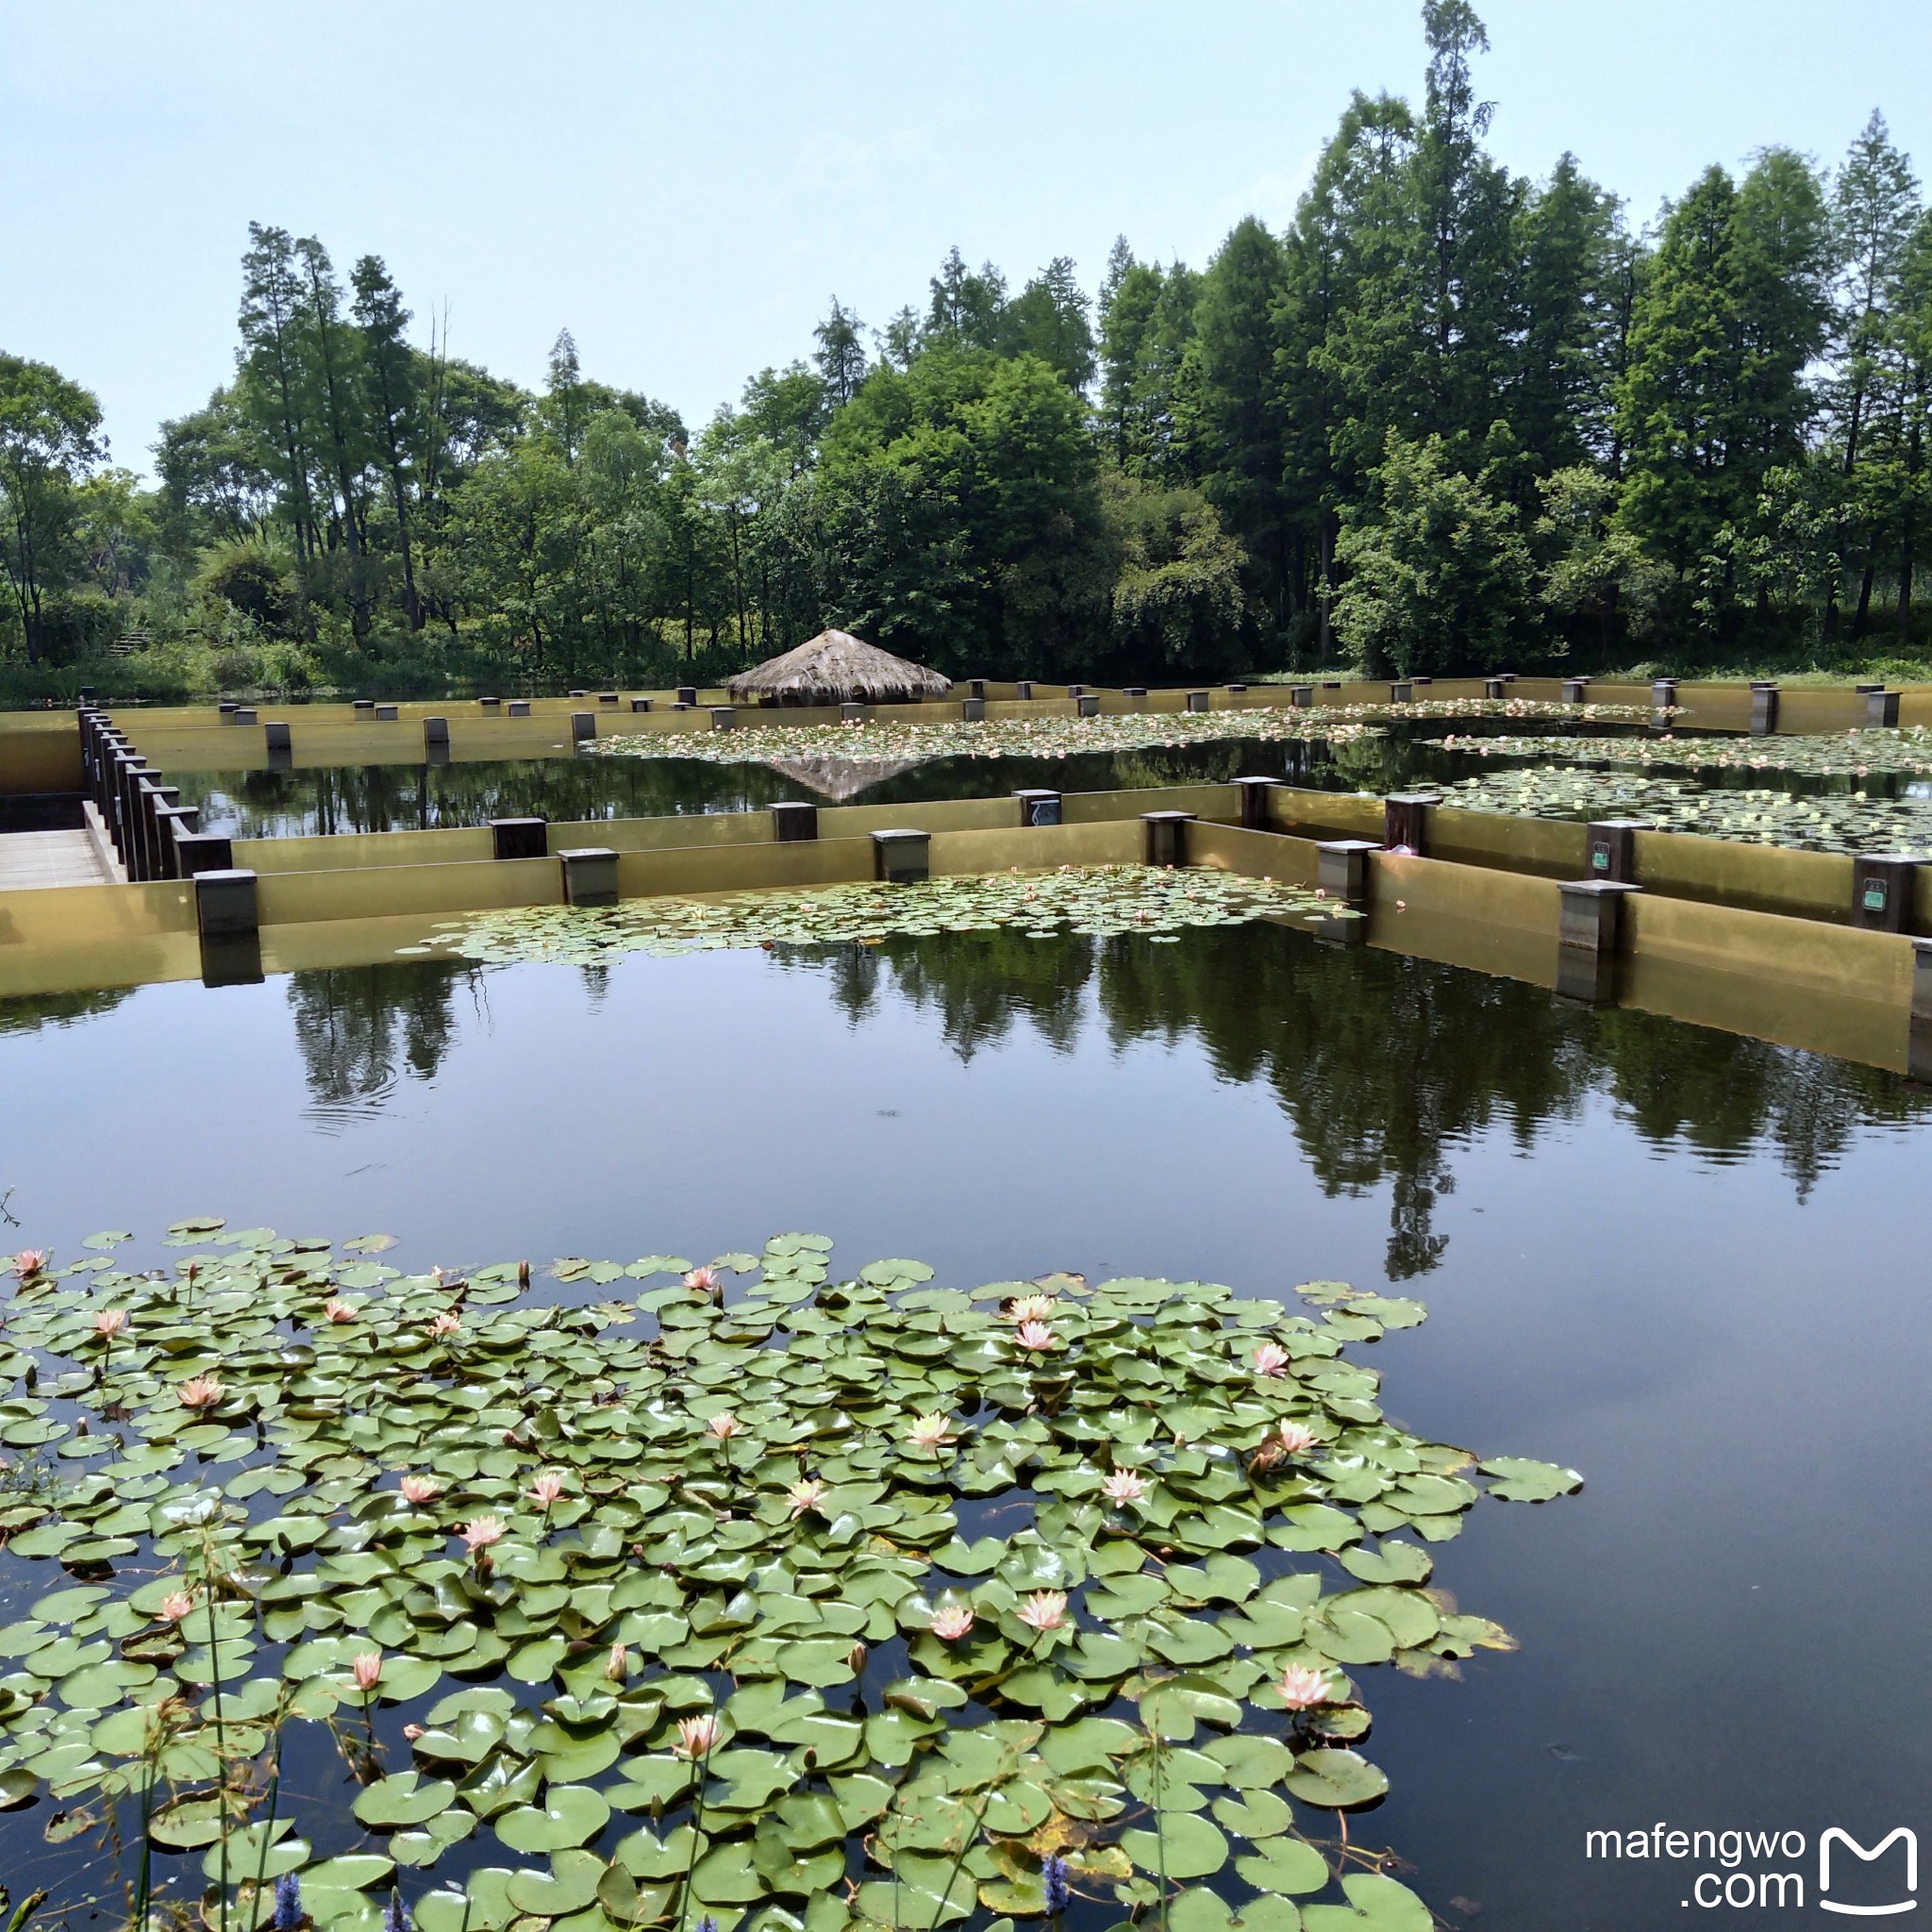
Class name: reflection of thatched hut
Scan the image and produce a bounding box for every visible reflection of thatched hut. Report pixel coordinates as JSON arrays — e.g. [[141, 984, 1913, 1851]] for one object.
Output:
[[727, 630, 951, 707], [761, 755, 937, 802]]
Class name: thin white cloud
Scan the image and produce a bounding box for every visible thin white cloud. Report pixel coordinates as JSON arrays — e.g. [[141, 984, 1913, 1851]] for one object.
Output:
[[1208, 148, 1324, 238]]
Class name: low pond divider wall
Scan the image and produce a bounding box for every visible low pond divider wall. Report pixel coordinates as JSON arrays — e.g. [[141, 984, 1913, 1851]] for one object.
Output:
[[31, 712, 1932, 941], [1183, 820, 1929, 1077], [15, 673, 1932, 788], [4, 764, 1932, 1079]]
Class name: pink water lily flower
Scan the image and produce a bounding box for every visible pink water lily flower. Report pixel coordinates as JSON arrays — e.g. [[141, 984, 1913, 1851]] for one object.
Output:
[[11, 1251, 48, 1280], [1252, 1342, 1290, 1377], [525, 1470, 567, 1507], [684, 1265, 720, 1295], [156, 1591, 195, 1624], [1274, 1421, 1321, 1457], [399, 1475, 440, 1505], [787, 1477, 825, 1519], [177, 1374, 224, 1409], [675, 1713, 720, 1758], [428, 1310, 460, 1338], [1275, 1665, 1332, 1710], [1007, 1293, 1056, 1324], [352, 1652, 382, 1692], [1014, 1321, 1057, 1353], [322, 1299, 355, 1324], [92, 1309, 127, 1338], [460, 1514, 504, 1552], [930, 1604, 975, 1641], [706, 1413, 741, 1439], [1016, 1591, 1069, 1633], [1100, 1470, 1146, 1507]]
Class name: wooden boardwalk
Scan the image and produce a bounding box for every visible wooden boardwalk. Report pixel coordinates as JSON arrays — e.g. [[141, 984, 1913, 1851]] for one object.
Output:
[[0, 829, 113, 891]]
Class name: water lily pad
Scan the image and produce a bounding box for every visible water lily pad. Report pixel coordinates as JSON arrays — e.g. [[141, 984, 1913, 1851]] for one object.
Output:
[[856, 1851, 982, 1927], [149, 1794, 227, 1847], [354, 1771, 458, 1829], [298, 1852, 396, 1890], [1212, 1790, 1294, 1840], [505, 1847, 607, 1916], [391, 1808, 477, 1868], [1478, 1457, 1584, 1502], [1236, 1837, 1331, 1893], [1284, 1749, 1390, 1809], [202, 1819, 308, 1882], [1300, 1872, 1433, 1931], [1337, 1544, 1432, 1586], [1120, 1813, 1228, 1879], [1204, 1732, 1294, 1788], [414, 1873, 519, 1932], [496, 1782, 611, 1854], [508, 1635, 569, 1682]]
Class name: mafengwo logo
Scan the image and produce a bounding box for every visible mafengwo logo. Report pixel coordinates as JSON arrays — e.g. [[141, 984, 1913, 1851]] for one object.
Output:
[[1583, 1824, 1916, 1912], [1820, 1829, 1917, 1917]]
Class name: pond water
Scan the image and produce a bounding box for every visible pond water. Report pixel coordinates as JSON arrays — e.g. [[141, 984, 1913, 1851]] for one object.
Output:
[[166, 717, 1913, 849], [160, 744, 1258, 840], [155, 720, 1623, 840], [3, 921, 1928, 1927]]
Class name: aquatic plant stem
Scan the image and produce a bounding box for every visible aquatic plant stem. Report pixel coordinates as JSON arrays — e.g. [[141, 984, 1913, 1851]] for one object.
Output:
[[678, 1730, 714, 1932], [207, 1574, 230, 1932], [248, 1727, 283, 1925], [132, 1749, 155, 1932], [924, 1787, 993, 1932], [1152, 1730, 1170, 1932]]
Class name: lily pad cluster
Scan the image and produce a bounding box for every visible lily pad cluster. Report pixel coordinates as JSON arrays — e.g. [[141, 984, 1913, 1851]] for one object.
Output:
[[589, 699, 1644, 774], [1375, 698, 1659, 725], [403, 868, 1348, 969], [0, 1227, 1581, 1932], [1441, 765, 1932, 858], [1432, 726, 1932, 783], [593, 713, 1377, 771]]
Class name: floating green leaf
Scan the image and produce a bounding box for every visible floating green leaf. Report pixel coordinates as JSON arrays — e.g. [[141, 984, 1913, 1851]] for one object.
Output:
[[1478, 1457, 1585, 1502]]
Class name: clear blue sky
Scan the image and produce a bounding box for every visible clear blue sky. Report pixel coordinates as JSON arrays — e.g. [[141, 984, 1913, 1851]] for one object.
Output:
[[6, 0, 1929, 476]]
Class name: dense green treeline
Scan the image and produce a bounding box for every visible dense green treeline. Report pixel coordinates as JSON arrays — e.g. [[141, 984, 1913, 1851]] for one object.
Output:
[[5, 2, 1932, 700]]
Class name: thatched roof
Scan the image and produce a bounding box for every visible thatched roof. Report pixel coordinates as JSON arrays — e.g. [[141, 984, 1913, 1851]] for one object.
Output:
[[727, 630, 951, 706]]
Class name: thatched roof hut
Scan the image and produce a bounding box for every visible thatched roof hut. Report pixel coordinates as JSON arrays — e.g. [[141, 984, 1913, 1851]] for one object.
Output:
[[727, 630, 951, 707]]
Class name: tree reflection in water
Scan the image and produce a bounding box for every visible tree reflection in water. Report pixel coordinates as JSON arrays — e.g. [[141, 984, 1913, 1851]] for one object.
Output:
[[287, 958, 483, 1129], [169, 740, 1315, 838], [0, 988, 134, 1036], [267, 918, 1926, 1276], [785, 923, 1928, 1278]]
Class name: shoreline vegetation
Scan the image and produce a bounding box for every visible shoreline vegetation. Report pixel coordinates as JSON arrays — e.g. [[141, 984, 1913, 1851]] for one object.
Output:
[[5, 4, 1931, 710]]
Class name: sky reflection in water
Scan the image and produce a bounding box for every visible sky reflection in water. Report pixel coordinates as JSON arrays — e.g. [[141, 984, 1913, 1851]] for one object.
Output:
[[1, 924, 1927, 1926]]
